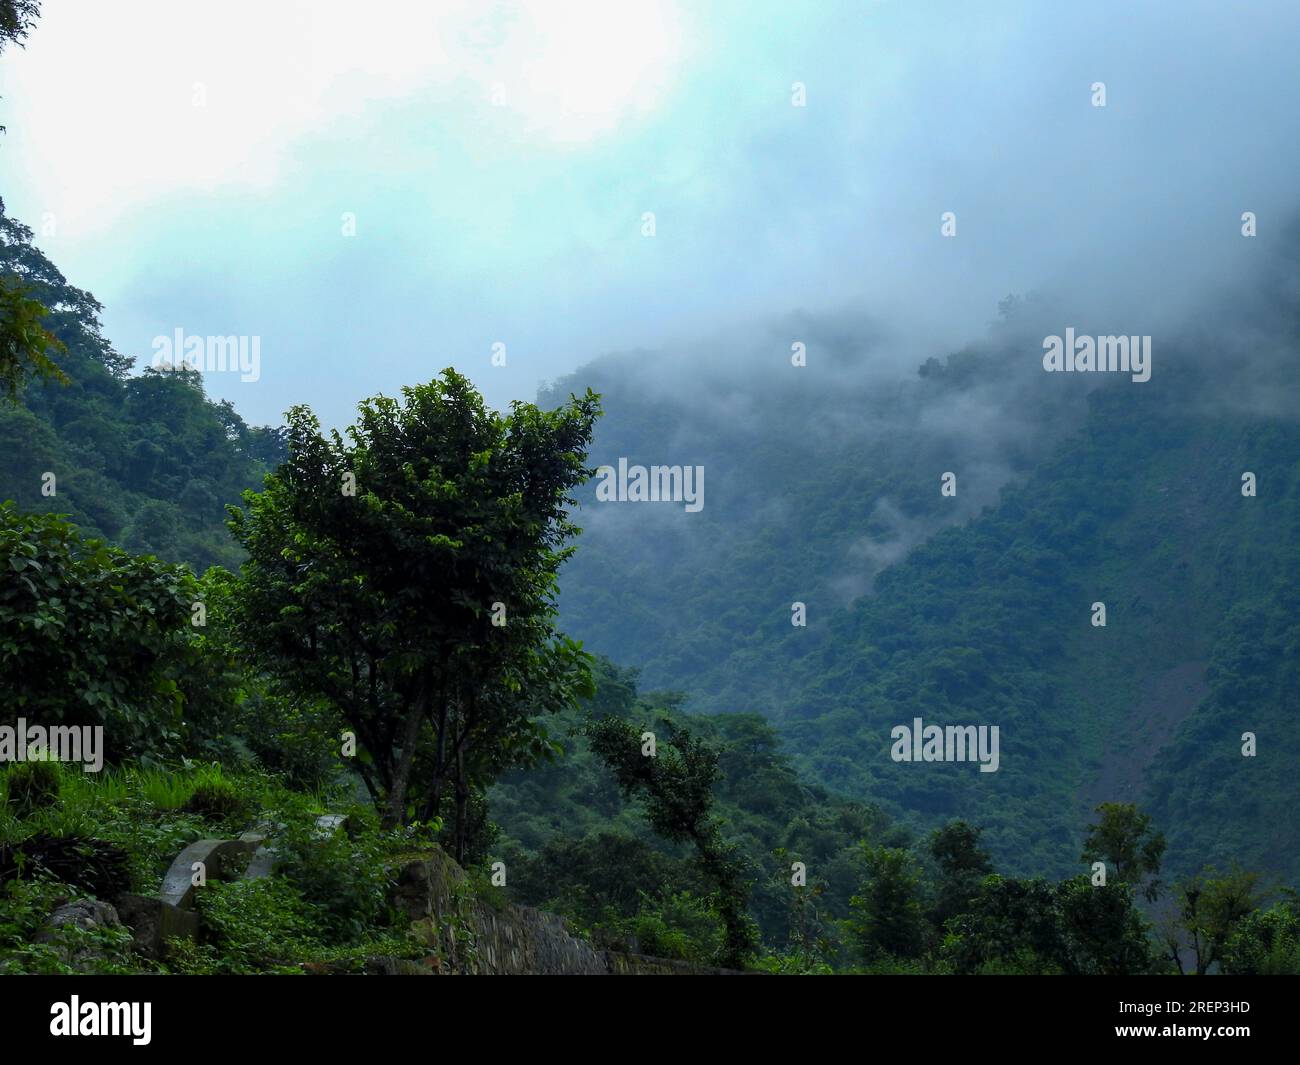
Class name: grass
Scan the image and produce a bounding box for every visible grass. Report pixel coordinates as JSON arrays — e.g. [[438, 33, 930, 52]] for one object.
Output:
[[0, 758, 457, 974]]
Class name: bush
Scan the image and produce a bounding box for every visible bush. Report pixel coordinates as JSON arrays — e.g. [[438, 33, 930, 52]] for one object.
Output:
[[272, 802, 394, 943], [184, 877, 319, 974], [3, 760, 61, 816], [0, 878, 135, 975], [184, 778, 251, 825]]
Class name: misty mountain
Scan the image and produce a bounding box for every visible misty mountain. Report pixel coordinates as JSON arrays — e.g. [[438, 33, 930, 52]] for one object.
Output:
[[550, 238, 1300, 884]]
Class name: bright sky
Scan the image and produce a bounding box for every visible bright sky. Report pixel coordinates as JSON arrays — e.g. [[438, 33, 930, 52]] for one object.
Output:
[[2, 0, 1299, 429]]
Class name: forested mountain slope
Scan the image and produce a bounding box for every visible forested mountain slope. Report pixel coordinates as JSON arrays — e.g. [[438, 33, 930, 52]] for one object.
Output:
[[0, 200, 284, 570], [551, 262, 1300, 883]]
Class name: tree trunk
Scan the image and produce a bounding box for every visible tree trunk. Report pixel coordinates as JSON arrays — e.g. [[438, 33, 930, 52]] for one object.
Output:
[[382, 682, 428, 829], [453, 744, 469, 864], [416, 700, 450, 825]]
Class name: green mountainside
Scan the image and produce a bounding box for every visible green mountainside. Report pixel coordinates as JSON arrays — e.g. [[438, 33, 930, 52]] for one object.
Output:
[[3, 193, 1296, 898], [0, 200, 284, 572], [549, 289, 1300, 885]]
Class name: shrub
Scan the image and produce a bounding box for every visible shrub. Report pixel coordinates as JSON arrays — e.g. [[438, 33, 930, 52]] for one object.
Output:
[[184, 778, 251, 825], [186, 877, 318, 974], [3, 760, 62, 816]]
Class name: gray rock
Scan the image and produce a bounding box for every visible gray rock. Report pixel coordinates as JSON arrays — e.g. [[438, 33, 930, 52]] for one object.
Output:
[[35, 898, 125, 971], [41, 897, 121, 935], [115, 893, 200, 959]]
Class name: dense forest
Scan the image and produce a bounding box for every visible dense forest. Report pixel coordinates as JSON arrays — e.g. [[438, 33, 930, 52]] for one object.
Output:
[[549, 266, 1300, 887], [2, 1, 1297, 978], [2, 187, 1297, 972]]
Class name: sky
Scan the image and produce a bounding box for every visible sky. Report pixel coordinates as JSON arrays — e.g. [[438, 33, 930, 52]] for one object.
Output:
[[2, 0, 1300, 430]]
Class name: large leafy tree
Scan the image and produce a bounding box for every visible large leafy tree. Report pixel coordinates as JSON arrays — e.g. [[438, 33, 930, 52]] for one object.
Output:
[[849, 844, 927, 962], [943, 872, 1153, 974], [1222, 892, 1300, 975], [230, 369, 600, 854], [928, 820, 993, 928]]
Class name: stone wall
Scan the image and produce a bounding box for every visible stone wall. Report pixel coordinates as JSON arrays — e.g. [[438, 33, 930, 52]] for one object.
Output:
[[389, 847, 607, 974], [387, 847, 746, 975]]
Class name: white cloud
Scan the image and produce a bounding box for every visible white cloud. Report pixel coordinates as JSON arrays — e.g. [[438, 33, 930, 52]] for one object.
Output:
[[0, 0, 686, 235]]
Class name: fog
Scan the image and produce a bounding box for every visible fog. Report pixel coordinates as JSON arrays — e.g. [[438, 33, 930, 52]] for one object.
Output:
[[2, 1, 1298, 433]]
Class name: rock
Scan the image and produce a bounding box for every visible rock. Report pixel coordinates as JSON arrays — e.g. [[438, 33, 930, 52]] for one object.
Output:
[[41, 897, 121, 935], [386, 848, 607, 975], [35, 898, 124, 971], [114, 893, 200, 959]]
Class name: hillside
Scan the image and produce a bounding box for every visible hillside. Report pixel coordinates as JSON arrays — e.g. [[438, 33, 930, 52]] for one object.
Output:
[[0, 200, 283, 571], [549, 274, 1300, 884]]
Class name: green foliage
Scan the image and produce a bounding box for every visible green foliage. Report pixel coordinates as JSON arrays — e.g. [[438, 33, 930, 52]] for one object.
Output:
[[585, 710, 758, 967], [184, 778, 252, 824], [1, 762, 268, 892], [0, 1, 39, 52], [0, 276, 67, 397], [928, 820, 993, 928], [1080, 802, 1166, 902], [1162, 865, 1263, 975], [498, 660, 907, 965], [621, 891, 725, 964], [0, 503, 200, 758], [229, 369, 600, 850], [0, 2, 40, 135], [1222, 895, 1300, 975], [183, 877, 319, 974], [849, 844, 927, 962], [942, 873, 1153, 975], [3, 758, 60, 815], [550, 341, 1300, 888], [0, 878, 136, 975], [0, 200, 285, 571], [269, 801, 394, 941]]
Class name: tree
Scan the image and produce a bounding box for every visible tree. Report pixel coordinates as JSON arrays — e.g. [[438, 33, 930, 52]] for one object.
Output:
[[0, 2, 40, 132], [0, 1, 38, 50], [585, 713, 758, 968], [942, 874, 1064, 974], [1162, 866, 1261, 976], [230, 369, 600, 856], [1055, 875, 1154, 975], [1, 199, 131, 379], [849, 844, 927, 963], [928, 820, 992, 927], [0, 276, 67, 398], [1222, 891, 1300, 975], [1080, 802, 1166, 902]]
